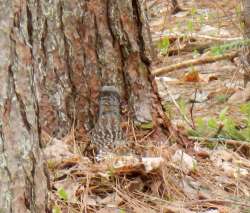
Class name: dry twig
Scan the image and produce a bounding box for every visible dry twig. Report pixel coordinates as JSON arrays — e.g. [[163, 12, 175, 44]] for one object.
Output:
[[153, 32, 242, 42], [189, 136, 250, 149], [152, 51, 238, 76]]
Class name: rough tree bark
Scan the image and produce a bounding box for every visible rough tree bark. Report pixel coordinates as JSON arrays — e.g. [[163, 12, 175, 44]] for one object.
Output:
[[26, 0, 162, 141], [242, 0, 250, 86], [0, 0, 166, 211], [0, 1, 49, 212]]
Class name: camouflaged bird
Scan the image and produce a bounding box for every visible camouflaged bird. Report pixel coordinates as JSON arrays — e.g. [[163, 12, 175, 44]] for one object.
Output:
[[91, 86, 125, 159]]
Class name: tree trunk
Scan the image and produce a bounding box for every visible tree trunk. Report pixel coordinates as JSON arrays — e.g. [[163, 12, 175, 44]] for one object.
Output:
[[0, 0, 165, 210], [26, 0, 160, 140], [0, 1, 49, 212], [242, 0, 250, 86]]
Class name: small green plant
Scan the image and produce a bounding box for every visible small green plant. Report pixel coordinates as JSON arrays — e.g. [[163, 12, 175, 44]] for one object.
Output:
[[157, 37, 170, 54], [239, 103, 250, 140], [139, 122, 154, 130], [187, 20, 194, 33], [57, 187, 68, 201], [240, 102, 250, 117], [210, 39, 250, 56], [188, 103, 250, 142], [235, 4, 242, 18], [198, 13, 206, 27], [177, 98, 187, 115], [52, 206, 61, 213], [188, 117, 218, 137], [215, 94, 229, 103], [190, 7, 197, 17]]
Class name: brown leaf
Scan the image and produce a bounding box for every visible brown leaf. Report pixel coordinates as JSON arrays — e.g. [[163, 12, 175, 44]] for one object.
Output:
[[183, 69, 200, 82]]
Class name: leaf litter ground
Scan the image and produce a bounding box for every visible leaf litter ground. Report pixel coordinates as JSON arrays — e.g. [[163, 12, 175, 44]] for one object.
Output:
[[46, 0, 250, 212]]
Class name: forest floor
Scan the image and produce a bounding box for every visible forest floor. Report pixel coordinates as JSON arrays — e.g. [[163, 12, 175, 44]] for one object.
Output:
[[46, 1, 250, 212]]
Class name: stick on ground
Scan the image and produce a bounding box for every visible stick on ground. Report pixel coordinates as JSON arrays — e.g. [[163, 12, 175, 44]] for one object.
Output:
[[152, 52, 238, 76]]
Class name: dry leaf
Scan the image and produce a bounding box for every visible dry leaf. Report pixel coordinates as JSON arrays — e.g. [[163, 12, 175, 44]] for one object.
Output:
[[172, 150, 197, 173], [183, 69, 200, 82]]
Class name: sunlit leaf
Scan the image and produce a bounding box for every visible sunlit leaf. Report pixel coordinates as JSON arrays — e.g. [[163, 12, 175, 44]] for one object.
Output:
[[52, 206, 61, 213], [219, 107, 228, 121], [57, 187, 68, 201], [208, 118, 218, 129]]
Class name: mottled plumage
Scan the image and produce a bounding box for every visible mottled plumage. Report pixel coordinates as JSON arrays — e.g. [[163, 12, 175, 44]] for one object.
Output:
[[91, 86, 124, 158]]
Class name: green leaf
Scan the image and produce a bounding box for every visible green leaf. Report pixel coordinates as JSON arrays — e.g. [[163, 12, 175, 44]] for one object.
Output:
[[177, 98, 187, 115], [57, 187, 68, 201], [196, 117, 206, 129], [223, 118, 245, 140], [207, 118, 218, 129], [52, 206, 61, 213], [158, 37, 170, 53], [194, 117, 208, 136], [190, 7, 197, 16], [235, 5, 242, 18], [139, 122, 154, 130], [198, 14, 205, 26], [187, 129, 200, 137], [240, 127, 250, 141], [211, 46, 224, 56], [240, 102, 250, 117], [219, 107, 228, 121], [187, 20, 194, 32]]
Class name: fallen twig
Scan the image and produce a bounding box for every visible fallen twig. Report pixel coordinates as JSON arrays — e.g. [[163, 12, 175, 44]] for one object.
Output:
[[152, 51, 238, 76], [164, 40, 233, 56], [189, 136, 250, 148], [185, 198, 250, 208], [153, 32, 243, 42]]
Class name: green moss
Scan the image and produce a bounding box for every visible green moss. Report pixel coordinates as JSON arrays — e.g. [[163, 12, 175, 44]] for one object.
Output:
[[138, 122, 154, 130]]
